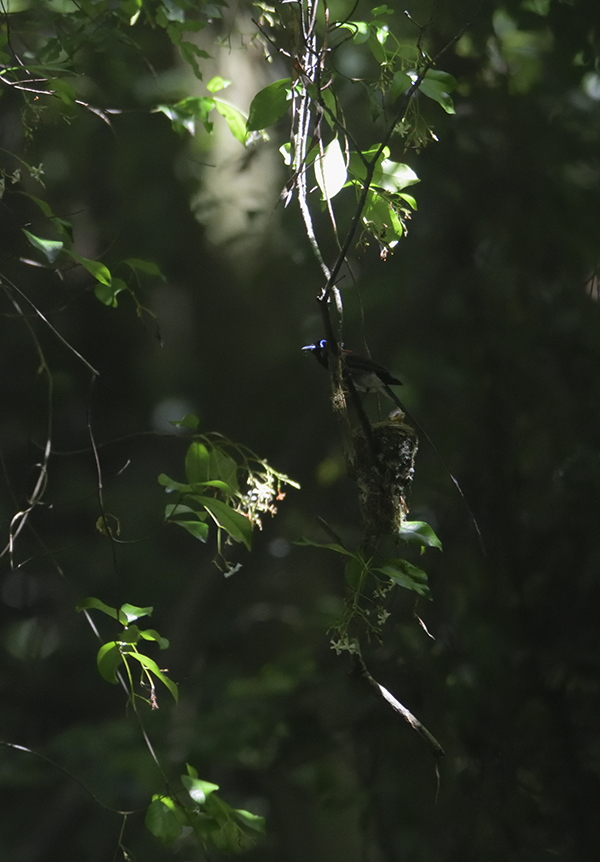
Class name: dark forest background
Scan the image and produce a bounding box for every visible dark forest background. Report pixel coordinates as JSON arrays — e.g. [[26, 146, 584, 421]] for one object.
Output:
[[1, 1, 600, 860]]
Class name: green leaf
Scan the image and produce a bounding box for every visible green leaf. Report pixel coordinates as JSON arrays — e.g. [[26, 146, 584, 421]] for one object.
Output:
[[129, 652, 178, 702], [387, 205, 405, 238], [145, 796, 182, 845], [343, 20, 370, 44], [295, 538, 351, 555], [120, 603, 153, 623], [76, 596, 120, 621], [214, 99, 248, 144], [123, 257, 165, 278], [178, 40, 210, 79], [371, 4, 395, 15], [188, 479, 237, 494], [348, 145, 389, 186], [522, 0, 551, 13], [398, 192, 417, 209], [171, 518, 210, 542], [345, 555, 365, 590], [118, 625, 141, 644], [363, 188, 401, 244], [208, 447, 239, 491], [424, 69, 458, 93], [51, 77, 77, 106], [22, 229, 63, 264], [207, 75, 230, 93], [397, 520, 443, 551], [246, 78, 291, 132], [409, 69, 457, 114], [65, 250, 112, 285], [96, 642, 123, 683], [320, 86, 338, 129], [158, 473, 192, 493], [164, 503, 204, 517], [185, 442, 210, 484], [195, 496, 253, 550], [379, 160, 419, 192], [155, 96, 215, 135], [94, 277, 127, 307], [390, 70, 411, 100], [139, 628, 169, 649], [368, 29, 387, 63], [20, 193, 55, 219], [314, 137, 347, 200], [235, 808, 266, 834], [169, 413, 200, 430], [186, 762, 199, 778], [375, 560, 431, 598], [161, 0, 186, 23], [181, 774, 220, 804], [20, 194, 73, 239]]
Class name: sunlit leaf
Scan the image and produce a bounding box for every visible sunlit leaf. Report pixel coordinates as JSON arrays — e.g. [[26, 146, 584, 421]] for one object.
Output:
[[171, 518, 210, 542], [397, 520, 443, 551], [372, 4, 394, 15], [409, 69, 457, 114], [186, 763, 199, 779], [195, 496, 253, 549], [65, 250, 112, 285], [314, 137, 347, 200], [96, 642, 123, 683], [139, 628, 169, 649], [379, 160, 419, 191], [94, 277, 127, 307], [185, 442, 210, 484], [129, 652, 178, 702], [158, 473, 192, 493], [181, 774, 220, 804], [20, 194, 73, 239], [341, 20, 370, 44], [215, 100, 248, 143], [362, 189, 400, 243], [398, 192, 417, 209], [120, 603, 153, 623], [21, 229, 63, 264], [207, 75, 230, 93], [235, 808, 266, 834], [155, 96, 214, 135], [76, 596, 120, 621]]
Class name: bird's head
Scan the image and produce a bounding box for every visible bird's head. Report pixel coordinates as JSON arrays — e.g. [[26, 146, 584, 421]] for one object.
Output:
[[301, 338, 329, 368]]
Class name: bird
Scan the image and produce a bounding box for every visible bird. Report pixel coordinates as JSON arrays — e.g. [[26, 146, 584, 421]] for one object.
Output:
[[302, 339, 403, 405]]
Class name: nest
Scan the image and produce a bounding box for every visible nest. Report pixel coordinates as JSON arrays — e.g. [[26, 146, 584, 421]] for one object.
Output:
[[350, 414, 418, 540]]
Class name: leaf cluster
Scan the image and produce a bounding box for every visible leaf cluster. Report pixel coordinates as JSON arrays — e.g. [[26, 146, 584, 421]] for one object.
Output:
[[146, 763, 265, 852], [160, 415, 299, 575], [76, 598, 178, 707], [299, 518, 441, 648]]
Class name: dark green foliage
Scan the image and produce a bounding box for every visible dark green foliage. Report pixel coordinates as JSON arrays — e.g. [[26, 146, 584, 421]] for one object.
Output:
[[2, 1, 600, 860]]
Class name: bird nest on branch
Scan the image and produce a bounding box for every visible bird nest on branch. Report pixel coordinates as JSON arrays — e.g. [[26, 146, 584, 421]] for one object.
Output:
[[350, 414, 418, 540]]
